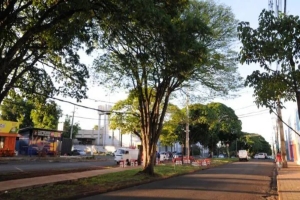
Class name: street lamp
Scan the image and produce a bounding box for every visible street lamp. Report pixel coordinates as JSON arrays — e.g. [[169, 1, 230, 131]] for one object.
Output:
[[70, 105, 78, 139], [226, 143, 229, 158]]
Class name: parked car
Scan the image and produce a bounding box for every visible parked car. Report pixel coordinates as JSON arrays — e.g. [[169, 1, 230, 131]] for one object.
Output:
[[218, 154, 225, 158], [256, 153, 267, 159], [159, 152, 168, 161], [71, 149, 86, 156], [173, 152, 183, 159], [238, 150, 249, 161]]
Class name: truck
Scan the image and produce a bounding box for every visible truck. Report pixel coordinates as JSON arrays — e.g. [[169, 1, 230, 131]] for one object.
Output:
[[114, 147, 139, 165], [238, 150, 249, 161]]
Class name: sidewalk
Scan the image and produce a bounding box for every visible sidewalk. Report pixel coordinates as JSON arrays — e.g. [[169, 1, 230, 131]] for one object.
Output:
[[0, 166, 141, 192], [277, 161, 300, 200], [0, 155, 112, 164]]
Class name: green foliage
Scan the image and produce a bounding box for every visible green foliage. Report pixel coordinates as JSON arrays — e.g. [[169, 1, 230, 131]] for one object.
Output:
[[206, 102, 242, 143], [30, 100, 62, 129], [238, 9, 300, 117], [93, 0, 241, 175], [160, 104, 185, 146], [109, 90, 142, 140], [93, 125, 98, 130], [0, 90, 61, 129], [0, 91, 34, 128], [0, 0, 105, 104], [188, 103, 241, 152], [62, 115, 81, 139], [238, 132, 272, 156]]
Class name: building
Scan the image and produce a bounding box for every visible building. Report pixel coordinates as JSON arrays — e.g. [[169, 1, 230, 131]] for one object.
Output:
[[18, 127, 63, 156], [285, 108, 300, 164], [0, 120, 19, 157]]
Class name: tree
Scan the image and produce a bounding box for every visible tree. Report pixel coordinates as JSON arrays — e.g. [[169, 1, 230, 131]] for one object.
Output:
[[160, 104, 184, 147], [62, 115, 81, 139], [241, 132, 272, 157], [0, 0, 117, 104], [206, 102, 242, 144], [109, 90, 142, 141], [0, 89, 61, 129], [93, 125, 98, 130], [238, 10, 300, 119], [0, 90, 34, 128], [186, 102, 242, 156], [31, 100, 62, 129], [93, 0, 242, 175]]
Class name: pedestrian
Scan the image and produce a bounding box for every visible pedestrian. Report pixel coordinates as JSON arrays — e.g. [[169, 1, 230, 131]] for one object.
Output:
[[156, 151, 160, 164], [276, 152, 282, 170]]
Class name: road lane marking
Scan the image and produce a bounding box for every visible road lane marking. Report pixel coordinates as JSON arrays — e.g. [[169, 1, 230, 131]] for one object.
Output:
[[14, 166, 24, 172]]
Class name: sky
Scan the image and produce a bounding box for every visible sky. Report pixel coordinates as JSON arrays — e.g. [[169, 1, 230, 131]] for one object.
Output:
[[56, 0, 300, 145]]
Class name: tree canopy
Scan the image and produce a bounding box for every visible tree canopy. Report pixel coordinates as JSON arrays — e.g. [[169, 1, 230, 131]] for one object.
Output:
[[0, 0, 117, 104], [238, 10, 300, 119], [0, 90, 62, 129], [109, 90, 142, 140], [62, 115, 81, 139], [93, 0, 242, 175], [240, 132, 272, 157]]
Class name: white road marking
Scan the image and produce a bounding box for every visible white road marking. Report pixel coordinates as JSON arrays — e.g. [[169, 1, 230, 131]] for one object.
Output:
[[14, 166, 24, 172]]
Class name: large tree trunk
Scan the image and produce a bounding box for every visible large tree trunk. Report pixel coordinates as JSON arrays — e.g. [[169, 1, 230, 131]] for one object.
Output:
[[141, 133, 157, 175], [137, 145, 143, 165]]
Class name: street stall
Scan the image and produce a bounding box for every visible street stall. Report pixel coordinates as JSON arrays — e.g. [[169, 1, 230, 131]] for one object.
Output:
[[18, 127, 63, 156], [0, 120, 19, 157]]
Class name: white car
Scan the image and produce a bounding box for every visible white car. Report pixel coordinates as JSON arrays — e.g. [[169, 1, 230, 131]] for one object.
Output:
[[159, 152, 168, 161], [256, 153, 267, 159], [218, 154, 225, 158], [238, 150, 249, 161], [71, 149, 86, 156]]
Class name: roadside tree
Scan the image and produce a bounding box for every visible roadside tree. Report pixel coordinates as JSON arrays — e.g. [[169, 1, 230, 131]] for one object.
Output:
[[0, 90, 34, 128], [0, 0, 117, 104], [238, 10, 300, 119], [93, 0, 242, 175], [30, 100, 62, 129], [240, 132, 272, 157], [62, 115, 81, 139], [0, 90, 61, 129]]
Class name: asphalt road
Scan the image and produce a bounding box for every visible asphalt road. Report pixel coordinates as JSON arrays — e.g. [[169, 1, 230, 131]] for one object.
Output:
[[0, 156, 116, 173], [81, 159, 276, 200]]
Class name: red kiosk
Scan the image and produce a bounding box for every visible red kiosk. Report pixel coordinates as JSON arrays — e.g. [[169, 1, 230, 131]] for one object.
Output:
[[0, 120, 19, 157]]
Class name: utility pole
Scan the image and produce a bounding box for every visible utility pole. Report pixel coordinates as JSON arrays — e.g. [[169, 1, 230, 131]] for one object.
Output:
[[70, 105, 75, 139], [185, 87, 190, 162], [277, 99, 288, 167], [97, 113, 101, 145], [268, 0, 288, 168]]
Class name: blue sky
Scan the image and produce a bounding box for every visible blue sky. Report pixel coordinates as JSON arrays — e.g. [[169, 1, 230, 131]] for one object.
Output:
[[57, 0, 300, 144]]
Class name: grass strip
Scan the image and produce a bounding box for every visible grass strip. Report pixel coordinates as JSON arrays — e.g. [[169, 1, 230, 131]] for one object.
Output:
[[0, 158, 236, 200]]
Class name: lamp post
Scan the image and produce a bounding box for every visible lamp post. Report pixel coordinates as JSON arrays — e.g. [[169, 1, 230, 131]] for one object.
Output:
[[97, 113, 102, 145], [226, 143, 229, 158], [185, 86, 190, 162], [70, 105, 77, 139]]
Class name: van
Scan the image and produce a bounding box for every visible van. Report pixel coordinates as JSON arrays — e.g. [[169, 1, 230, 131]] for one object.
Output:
[[238, 150, 249, 161], [114, 148, 139, 165]]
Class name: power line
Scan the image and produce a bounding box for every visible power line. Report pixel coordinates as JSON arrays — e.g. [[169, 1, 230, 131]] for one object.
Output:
[[235, 104, 257, 111], [86, 97, 117, 104], [237, 109, 269, 118], [238, 109, 269, 117], [74, 115, 99, 120]]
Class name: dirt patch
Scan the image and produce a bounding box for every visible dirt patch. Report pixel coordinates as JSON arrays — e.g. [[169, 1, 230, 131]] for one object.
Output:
[[0, 166, 116, 182]]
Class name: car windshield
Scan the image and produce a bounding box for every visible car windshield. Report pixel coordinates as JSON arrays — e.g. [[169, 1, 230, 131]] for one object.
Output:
[[116, 149, 127, 155]]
